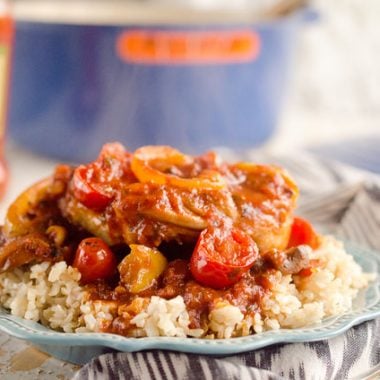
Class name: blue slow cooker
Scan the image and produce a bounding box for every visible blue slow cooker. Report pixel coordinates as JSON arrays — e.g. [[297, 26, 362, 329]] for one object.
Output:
[[8, 1, 315, 162]]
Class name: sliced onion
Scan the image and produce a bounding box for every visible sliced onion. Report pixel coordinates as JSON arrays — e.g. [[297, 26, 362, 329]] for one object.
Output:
[[3, 179, 51, 238], [234, 162, 299, 197], [131, 146, 226, 190]]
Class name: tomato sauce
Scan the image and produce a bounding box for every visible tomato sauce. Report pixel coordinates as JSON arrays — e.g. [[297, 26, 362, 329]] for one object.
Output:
[[86, 258, 274, 334]]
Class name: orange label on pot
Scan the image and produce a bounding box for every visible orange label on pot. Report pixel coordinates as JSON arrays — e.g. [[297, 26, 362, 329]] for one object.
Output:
[[116, 30, 260, 64]]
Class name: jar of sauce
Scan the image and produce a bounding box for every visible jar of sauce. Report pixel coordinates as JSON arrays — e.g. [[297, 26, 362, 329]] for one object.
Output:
[[0, 1, 13, 199]]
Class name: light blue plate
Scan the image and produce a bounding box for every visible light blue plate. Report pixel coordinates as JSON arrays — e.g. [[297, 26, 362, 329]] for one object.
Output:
[[0, 241, 379, 365]]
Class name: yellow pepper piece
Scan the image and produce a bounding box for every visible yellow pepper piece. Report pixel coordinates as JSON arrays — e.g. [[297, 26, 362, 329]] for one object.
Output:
[[4, 178, 51, 238], [131, 145, 226, 190], [118, 244, 168, 294]]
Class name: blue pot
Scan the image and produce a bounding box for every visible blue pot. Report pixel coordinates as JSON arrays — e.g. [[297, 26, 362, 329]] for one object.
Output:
[[8, 5, 315, 162]]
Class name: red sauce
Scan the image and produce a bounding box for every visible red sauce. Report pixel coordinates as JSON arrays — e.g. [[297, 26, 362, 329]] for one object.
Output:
[[87, 259, 272, 334]]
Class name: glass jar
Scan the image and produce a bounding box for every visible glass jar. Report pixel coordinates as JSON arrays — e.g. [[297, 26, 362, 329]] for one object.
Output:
[[0, 1, 13, 199]]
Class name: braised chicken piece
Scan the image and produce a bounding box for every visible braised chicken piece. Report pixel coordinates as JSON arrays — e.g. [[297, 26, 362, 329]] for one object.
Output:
[[0, 165, 82, 272], [60, 143, 298, 252], [0, 233, 52, 271]]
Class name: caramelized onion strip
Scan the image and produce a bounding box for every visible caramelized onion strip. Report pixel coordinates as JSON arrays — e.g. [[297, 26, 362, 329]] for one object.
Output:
[[3, 179, 51, 238], [131, 146, 225, 190], [234, 162, 299, 198]]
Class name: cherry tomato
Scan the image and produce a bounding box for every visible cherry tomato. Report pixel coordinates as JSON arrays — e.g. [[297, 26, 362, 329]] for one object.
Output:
[[72, 143, 134, 211], [72, 165, 113, 211], [73, 237, 117, 284], [190, 225, 259, 289], [288, 217, 319, 249]]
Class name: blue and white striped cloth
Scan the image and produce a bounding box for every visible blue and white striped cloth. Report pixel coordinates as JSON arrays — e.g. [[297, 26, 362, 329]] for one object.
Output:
[[309, 136, 380, 175], [73, 152, 380, 380]]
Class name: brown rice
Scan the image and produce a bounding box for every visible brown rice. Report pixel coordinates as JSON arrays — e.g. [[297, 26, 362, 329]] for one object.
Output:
[[0, 236, 375, 338]]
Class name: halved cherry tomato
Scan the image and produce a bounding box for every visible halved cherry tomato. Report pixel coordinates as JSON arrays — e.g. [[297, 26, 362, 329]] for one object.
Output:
[[73, 237, 117, 284], [72, 165, 113, 211], [72, 143, 134, 211], [288, 217, 319, 249], [190, 224, 258, 289]]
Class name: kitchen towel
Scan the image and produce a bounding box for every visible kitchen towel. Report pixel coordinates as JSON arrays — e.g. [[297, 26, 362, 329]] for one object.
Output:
[[309, 136, 380, 175], [73, 152, 380, 380]]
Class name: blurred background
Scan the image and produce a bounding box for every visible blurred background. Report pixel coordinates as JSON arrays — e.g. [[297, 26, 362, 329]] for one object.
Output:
[[0, 0, 379, 216], [273, 0, 380, 156]]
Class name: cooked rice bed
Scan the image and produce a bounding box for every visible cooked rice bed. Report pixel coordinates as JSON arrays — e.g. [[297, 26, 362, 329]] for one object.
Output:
[[0, 236, 375, 338]]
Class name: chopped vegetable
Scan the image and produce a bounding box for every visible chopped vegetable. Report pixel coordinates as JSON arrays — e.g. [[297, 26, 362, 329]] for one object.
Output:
[[72, 142, 132, 211], [288, 216, 320, 249], [72, 165, 113, 211], [4, 179, 53, 238], [131, 145, 225, 189], [46, 225, 67, 246], [118, 244, 168, 293], [73, 237, 117, 284], [190, 223, 258, 289], [264, 245, 311, 275]]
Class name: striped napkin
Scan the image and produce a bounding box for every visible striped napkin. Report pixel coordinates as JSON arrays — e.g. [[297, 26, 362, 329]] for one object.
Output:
[[73, 152, 380, 380], [309, 136, 380, 175]]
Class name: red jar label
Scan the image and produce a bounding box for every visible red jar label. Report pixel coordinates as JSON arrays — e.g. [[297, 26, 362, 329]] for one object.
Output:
[[0, 13, 13, 199], [0, 44, 9, 139], [0, 14, 12, 142], [116, 30, 260, 65]]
